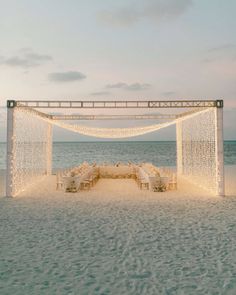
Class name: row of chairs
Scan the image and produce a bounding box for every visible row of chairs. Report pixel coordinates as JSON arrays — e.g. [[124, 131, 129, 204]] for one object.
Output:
[[79, 169, 99, 191], [135, 166, 177, 191], [56, 167, 99, 192], [56, 164, 177, 193], [157, 167, 177, 190]]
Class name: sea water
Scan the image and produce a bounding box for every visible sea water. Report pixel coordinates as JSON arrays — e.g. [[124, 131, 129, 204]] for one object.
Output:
[[0, 141, 236, 170]]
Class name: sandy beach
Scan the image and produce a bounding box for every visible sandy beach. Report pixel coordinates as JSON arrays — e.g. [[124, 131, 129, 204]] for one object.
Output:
[[0, 166, 235, 294]]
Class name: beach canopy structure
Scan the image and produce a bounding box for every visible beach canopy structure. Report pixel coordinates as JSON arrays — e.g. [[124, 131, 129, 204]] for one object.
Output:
[[6, 99, 224, 197]]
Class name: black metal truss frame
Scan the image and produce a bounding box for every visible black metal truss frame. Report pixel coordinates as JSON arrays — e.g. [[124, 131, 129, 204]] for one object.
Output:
[[7, 99, 223, 109]]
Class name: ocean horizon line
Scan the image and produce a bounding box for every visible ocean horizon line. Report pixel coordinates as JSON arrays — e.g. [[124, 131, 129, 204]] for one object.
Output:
[[0, 140, 236, 144]]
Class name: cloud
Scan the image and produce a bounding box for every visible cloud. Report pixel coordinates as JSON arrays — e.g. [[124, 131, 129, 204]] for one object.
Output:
[[49, 71, 86, 83], [106, 82, 151, 91], [0, 49, 52, 68], [125, 83, 151, 91], [106, 82, 127, 89], [202, 44, 236, 63], [99, 0, 192, 27], [161, 91, 176, 96], [99, 5, 139, 26], [208, 44, 235, 52], [91, 91, 110, 96]]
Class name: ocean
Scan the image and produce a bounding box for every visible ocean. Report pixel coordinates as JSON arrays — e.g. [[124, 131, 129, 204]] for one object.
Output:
[[0, 141, 236, 170]]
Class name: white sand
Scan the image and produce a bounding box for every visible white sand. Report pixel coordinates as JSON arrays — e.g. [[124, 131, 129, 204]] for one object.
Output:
[[0, 167, 236, 294]]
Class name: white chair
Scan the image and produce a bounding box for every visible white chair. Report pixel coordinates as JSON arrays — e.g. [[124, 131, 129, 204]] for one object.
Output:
[[56, 172, 64, 190], [63, 176, 78, 193], [168, 174, 177, 190], [160, 176, 169, 190]]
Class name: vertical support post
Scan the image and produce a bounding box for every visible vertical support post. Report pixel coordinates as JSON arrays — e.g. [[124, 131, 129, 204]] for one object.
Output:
[[176, 121, 183, 176], [6, 100, 16, 197], [215, 102, 225, 196], [46, 123, 52, 175]]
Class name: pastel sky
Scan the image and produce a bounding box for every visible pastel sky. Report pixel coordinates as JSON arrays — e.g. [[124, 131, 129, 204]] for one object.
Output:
[[0, 0, 236, 141]]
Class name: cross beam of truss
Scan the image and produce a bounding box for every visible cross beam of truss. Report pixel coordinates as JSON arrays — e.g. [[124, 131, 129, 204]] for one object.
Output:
[[51, 114, 178, 120], [7, 99, 223, 109]]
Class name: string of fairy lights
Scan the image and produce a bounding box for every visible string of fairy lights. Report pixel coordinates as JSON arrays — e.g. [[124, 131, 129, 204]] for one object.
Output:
[[10, 106, 217, 195], [13, 106, 212, 139]]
